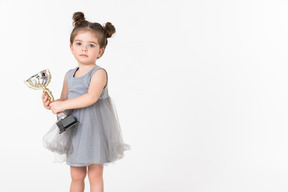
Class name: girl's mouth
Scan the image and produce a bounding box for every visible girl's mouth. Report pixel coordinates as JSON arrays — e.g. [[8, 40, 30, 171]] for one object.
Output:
[[80, 54, 88, 57]]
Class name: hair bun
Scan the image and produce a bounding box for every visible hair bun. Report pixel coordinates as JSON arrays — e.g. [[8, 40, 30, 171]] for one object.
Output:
[[104, 22, 116, 38], [73, 12, 86, 27]]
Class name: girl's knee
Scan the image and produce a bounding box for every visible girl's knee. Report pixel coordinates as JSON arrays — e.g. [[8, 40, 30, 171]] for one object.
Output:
[[70, 166, 87, 181], [88, 164, 103, 181]]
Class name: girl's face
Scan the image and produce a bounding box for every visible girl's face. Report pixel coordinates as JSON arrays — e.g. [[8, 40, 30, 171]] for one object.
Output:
[[70, 30, 104, 66]]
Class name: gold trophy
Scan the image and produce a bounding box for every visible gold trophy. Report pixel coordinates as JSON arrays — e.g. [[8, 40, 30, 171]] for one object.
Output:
[[24, 69, 78, 133]]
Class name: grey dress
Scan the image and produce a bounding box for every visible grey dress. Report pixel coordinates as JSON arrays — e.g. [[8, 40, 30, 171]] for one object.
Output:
[[43, 65, 130, 166]]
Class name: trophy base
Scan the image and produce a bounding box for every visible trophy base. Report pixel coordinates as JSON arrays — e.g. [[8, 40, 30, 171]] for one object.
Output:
[[56, 115, 79, 134]]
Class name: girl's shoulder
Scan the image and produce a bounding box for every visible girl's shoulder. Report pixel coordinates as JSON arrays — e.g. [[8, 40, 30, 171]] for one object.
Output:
[[66, 67, 78, 77]]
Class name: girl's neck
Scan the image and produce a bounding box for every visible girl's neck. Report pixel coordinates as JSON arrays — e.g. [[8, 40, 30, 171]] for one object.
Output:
[[75, 63, 97, 77], [78, 63, 97, 70]]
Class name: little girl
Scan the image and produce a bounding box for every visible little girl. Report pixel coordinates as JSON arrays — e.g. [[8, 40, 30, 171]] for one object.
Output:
[[42, 12, 129, 192]]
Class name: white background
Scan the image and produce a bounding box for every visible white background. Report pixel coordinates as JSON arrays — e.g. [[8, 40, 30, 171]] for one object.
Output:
[[0, 0, 288, 191]]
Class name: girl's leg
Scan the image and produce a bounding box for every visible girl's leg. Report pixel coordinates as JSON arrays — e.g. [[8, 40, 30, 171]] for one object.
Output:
[[88, 164, 104, 192], [70, 166, 87, 192]]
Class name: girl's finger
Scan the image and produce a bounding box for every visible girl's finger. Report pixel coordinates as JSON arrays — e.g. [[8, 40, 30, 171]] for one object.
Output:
[[44, 95, 49, 102]]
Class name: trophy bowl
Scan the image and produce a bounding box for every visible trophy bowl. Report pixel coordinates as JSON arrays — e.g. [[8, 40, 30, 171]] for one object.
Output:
[[24, 69, 54, 101]]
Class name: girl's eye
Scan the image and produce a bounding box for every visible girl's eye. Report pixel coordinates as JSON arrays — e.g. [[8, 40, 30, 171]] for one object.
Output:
[[76, 42, 81, 46], [89, 44, 95, 48]]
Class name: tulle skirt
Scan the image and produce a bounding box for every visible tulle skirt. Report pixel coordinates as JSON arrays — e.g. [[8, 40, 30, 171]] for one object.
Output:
[[42, 97, 130, 166], [42, 122, 74, 163]]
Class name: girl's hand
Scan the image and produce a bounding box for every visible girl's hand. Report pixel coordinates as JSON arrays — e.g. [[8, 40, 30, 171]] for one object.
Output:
[[42, 93, 51, 110], [49, 101, 65, 114]]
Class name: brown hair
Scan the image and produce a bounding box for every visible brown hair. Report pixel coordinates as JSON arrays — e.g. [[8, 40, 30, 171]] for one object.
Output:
[[70, 12, 116, 51]]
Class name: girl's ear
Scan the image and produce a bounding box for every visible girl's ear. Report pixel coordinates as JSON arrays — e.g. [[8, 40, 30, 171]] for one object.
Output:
[[98, 48, 105, 58], [70, 44, 73, 51]]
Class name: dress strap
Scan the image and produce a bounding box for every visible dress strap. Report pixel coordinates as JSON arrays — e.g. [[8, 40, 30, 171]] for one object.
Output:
[[89, 66, 108, 88], [66, 67, 78, 84]]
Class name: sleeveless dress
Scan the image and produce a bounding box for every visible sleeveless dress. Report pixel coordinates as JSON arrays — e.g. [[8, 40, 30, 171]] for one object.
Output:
[[43, 65, 130, 166]]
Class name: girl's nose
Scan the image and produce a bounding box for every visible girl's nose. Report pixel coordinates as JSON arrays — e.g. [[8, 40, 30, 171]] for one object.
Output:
[[82, 45, 87, 51]]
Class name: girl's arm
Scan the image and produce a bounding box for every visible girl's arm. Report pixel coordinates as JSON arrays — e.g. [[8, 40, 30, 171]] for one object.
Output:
[[59, 73, 68, 101], [42, 73, 68, 109], [49, 69, 107, 113]]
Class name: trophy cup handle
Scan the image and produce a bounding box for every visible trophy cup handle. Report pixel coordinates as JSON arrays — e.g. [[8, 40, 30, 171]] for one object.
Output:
[[43, 87, 54, 102]]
